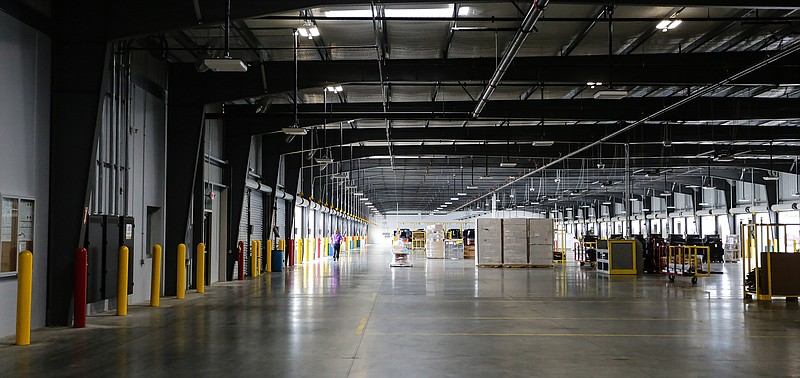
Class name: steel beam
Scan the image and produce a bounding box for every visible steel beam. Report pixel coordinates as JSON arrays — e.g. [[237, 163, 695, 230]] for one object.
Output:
[[110, 0, 800, 39]]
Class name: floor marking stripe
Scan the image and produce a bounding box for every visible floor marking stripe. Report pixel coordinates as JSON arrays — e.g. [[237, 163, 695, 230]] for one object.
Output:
[[367, 316, 702, 322], [356, 317, 368, 335], [371, 293, 378, 301], [366, 332, 800, 339]]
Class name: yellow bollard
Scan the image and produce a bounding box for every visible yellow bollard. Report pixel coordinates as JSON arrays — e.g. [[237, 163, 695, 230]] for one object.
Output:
[[15, 250, 33, 346], [297, 239, 303, 264], [257, 240, 262, 276], [151, 245, 162, 307], [177, 244, 186, 299], [279, 239, 285, 251], [251, 240, 257, 277], [197, 243, 205, 293], [117, 246, 129, 316], [267, 240, 273, 273]]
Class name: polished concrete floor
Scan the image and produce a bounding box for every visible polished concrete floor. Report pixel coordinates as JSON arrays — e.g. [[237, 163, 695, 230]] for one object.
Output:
[[2, 244, 800, 377]]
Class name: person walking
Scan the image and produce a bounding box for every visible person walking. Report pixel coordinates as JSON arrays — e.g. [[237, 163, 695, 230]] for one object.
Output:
[[332, 229, 343, 261]]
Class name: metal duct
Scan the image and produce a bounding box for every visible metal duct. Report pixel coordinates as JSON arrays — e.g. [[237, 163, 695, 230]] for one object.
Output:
[[750, 205, 769, 213], [245, 179, 294, 201], [711, 208, 728, 216], [471, 0, 550, 118], [295, 197, 310, 207], [771, 202, 799, 211], [729, 206, 750, 214], [695, 209, 713, 216], [655, 212, 668, 219]]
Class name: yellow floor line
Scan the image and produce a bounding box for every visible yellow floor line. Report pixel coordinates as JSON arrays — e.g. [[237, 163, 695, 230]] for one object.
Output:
[[365, 332, 800, 339], [356, 317, 368, 335]]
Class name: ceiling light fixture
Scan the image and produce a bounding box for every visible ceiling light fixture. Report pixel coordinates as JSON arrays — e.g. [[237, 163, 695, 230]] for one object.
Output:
[[315, 157, 334, 164], [325, 85, 344, 93], [532, 141, 555, 147], [457, 192, 468, 196], [450, 197, 459, 201], [445, 202, 453, 205], [593, 90, 628, 100], [281, 127, 308, 136], [202, 0, 247, 72], [586, 81, 603, 89], [500, 162, 517, 168], [385, 5, 456, 18], [466, 185, 478, 189], [656, 19, 682, 32]]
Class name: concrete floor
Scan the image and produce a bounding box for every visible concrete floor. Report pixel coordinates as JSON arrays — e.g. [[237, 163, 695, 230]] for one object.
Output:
[[2, 244, 800, 377]]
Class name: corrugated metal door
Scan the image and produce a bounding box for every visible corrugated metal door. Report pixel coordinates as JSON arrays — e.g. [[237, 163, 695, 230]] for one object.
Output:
[[236, 190, 249, 278], [250, 191, 264, 241], [276, 199, 286, 240]]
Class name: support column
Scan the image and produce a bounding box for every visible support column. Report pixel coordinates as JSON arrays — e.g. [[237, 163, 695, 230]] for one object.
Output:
[[261, 135, 282, 247], [164, 66, 206, 296], [284, 152, 301, 241], [224, 126, 251, 280], [47, 2, 111, 326]]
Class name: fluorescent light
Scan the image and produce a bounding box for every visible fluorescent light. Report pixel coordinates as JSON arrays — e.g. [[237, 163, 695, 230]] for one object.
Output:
[[457, 192, 467, 196], [325, 9, 373, 18], [298, 26, 320, 39], [479, 176, 494, 180], [715, 155, 735, 162], [466, 186, 478, 190], [450, 197, 459, 201], [686, 184, 700, 189], [642, 208, 650, 211], [593, 90, 628, 100], [445, 202, 453, 205], [581, 205, 590, 208], [602, 201, 612, 205], [698, 202, 710, 206], [281, 127, 308, 135], [332, 172, 348, 179], [532, 141, 555, 147], [441, 204, 448, 208], [345, 185, 357, 189], [630, 198, 639, 201], [500, 162, 517, 168], [763, 173, 780, 181], [202, 57, 248, 72], [353, 192, 363, 196], [458, 6, 471, 16], [316, 157, 334, 164], [364, 202, 372, 205], [659, 192, 672, 197], [358, 198, 368, 201], [325, 86, 344, 93], [657, 19, 682, 32], [385, 5, 454, 18]]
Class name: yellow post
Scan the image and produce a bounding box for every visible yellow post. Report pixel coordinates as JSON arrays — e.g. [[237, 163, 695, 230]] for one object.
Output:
[[279, 239, 285, 251], [197, 243, 205, 293], [267, 240, 273, 272], [150, 244, 162, 307], [117, 246, 129, 316], [256, 240, 261, 276], [251, 240, 257, 277], [15, 250, 33, 346], [177, 244, 186, 299], [297, 239, 303, 264]]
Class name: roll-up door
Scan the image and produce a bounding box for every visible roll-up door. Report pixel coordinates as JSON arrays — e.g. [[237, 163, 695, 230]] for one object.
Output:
[[276, 199, 286, 239], [250, 191, 264, 242]]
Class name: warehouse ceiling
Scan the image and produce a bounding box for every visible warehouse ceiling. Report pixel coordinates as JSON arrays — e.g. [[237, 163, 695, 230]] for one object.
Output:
[[133, 0, 800, 216]]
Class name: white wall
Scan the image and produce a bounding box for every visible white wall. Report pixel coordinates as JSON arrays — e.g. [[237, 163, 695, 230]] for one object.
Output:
[[0, 11, 51, 337]]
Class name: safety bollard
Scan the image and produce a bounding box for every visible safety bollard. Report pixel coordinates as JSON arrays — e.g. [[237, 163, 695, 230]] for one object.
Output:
[[177, 244, 186, 299], [16, 250, 33, 346], [238, 241, 245, 280], [151, 245, 162, 307], [297, 239, 303, 264], [197, 243, 205, 293], [251, 240, 257, 277], [267, 240, 273, 273], [257, 240, 262, 276], [74, 248, 87, 328], [117, 246, 129, 316]]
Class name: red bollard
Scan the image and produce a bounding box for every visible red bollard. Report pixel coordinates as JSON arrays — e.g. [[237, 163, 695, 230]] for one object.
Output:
[[317, 238, 321, 258], [73, 248, 87, 328], [238, 241, 245, 280]]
